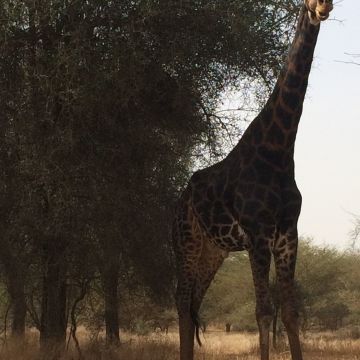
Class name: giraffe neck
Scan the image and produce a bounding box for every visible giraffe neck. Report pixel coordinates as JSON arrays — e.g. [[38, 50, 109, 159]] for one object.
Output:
[[242, 5, 321, 153]]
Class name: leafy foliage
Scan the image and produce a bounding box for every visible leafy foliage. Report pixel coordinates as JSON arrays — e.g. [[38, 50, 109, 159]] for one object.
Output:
[[200, 239, 360, 332]]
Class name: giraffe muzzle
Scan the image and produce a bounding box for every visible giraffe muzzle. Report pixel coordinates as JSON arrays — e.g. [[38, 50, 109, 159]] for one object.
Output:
[[315, 0, 333, 21], [307, 0, 333, 22], [316, 11, 329, 21]]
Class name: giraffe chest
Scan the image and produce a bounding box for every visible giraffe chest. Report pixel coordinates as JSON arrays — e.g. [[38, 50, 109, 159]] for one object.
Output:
[[193, 199, 252, 251], [192, 182, 283, 251], [205, 220, 250, 251]]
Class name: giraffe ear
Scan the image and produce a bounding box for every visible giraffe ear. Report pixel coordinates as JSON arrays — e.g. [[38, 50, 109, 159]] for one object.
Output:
[[306, 0, 317, 11], [305, 0, 319, 14], [308, 10, 320, 25]]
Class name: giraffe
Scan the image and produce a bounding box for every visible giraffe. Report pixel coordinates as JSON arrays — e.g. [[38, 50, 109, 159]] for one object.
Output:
[[173, 1, 334, 360]]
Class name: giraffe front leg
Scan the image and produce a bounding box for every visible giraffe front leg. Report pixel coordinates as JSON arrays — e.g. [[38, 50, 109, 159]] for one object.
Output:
[[273, 230, 303, 360], [249, 245, 273, 360]]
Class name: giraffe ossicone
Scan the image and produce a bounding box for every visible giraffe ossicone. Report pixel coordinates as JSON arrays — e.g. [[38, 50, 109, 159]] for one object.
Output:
[[173, 1, 334, 360]]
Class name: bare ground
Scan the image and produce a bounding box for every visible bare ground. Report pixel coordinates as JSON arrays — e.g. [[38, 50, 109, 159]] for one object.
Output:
[[0, 330, 359, 359]]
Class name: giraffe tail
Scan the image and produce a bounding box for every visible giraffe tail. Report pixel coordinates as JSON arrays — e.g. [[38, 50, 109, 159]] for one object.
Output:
[[190, 306, 202, 346]]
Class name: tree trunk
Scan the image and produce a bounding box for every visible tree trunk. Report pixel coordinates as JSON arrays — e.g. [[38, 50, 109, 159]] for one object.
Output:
[[9, 279, 27, 339], [40, 240, 67, 358], [225, 323, 231, 333], [0, 237, 27, 340], [102, 258, 120, 345], [202, 322, 207, 333], [273, 305, 279, 350], [100, 238, 121, 345]]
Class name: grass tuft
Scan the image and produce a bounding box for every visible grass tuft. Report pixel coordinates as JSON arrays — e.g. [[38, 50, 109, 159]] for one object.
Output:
[[0, 330, 359, 359]]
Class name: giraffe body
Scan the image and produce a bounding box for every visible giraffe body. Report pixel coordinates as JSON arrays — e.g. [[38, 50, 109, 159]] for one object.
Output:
[[173, 1, 333, 360]]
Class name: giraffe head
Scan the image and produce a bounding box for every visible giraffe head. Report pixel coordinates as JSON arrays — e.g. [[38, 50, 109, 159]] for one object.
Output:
[[305, 0, 333, 25]]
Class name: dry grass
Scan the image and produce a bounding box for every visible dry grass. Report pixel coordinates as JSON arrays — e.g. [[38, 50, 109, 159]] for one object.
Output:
[[0, 330, 359, 360]]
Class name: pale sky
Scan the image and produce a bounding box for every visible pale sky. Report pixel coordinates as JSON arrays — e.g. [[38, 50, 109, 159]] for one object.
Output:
[[296, 0, 360, 249]]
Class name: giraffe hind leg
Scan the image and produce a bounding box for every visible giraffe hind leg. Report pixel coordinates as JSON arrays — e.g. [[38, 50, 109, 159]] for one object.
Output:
[[173, 212, 203, 360], [175, 236, 225, 359], [176, 275, 196, 360], [191, 239, 227, 345], [190, 306, 202, 346]]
